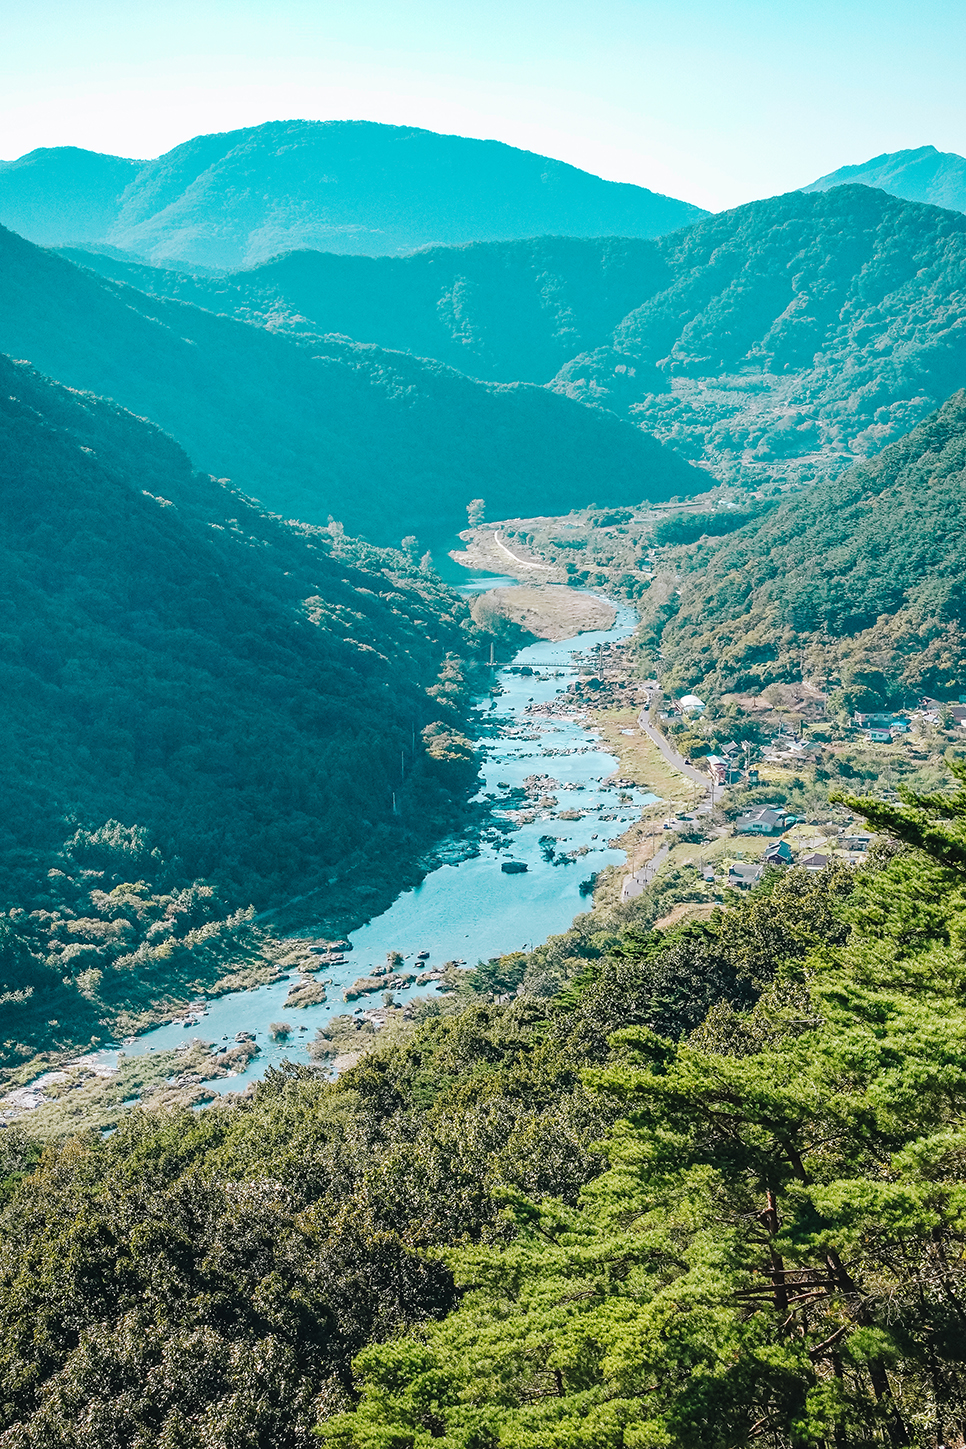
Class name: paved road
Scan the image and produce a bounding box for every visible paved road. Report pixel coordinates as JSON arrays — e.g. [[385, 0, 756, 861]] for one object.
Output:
[[619, 709, 718, 903], [621, 844, 671, 902], [637, 707, 712, 788]]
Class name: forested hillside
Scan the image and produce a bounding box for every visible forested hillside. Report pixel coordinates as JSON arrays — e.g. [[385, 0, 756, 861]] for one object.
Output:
[[0, 147, 140, 245], [0, 226, 698, 540], [651, 391, 966, 700], [555, 186, 966, 487], [59, 235, 668, 386], [0, 120, 705, 266], [1, 767, 964, 1447], [71, 185, 966, 492], [0, 352, 486, 927]]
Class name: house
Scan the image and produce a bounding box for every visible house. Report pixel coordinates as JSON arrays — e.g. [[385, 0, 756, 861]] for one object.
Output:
[[735, 807, 785, 835], [865, 728, 893, 743], [762, 840, 793, 866], [800, 852, 829, 872], [705, 754, 728, 784], [744, 768, 760, 786], [728, 862, 764, 889], [841, 831, 873, 852], [854, 711, 903, 728]]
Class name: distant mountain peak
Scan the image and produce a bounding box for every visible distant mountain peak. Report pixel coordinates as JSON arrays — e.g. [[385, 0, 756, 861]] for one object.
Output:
[[803, 144, 966, 214], [0, 117, 707, 265]]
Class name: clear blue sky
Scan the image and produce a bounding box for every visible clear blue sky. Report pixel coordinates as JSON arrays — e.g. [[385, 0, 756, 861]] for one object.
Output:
[[3, 0, 965, 211]]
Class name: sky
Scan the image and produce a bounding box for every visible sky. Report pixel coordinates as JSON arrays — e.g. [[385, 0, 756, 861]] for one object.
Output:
[[2, 0, 966, 212]]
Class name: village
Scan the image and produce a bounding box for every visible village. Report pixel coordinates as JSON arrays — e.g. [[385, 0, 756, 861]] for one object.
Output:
[[522, 624, 966, 914]]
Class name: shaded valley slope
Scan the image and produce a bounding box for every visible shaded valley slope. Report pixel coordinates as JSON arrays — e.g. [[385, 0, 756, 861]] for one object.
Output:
[[0, 227, 699, 540], [0, 350, 487, 915], [73, 187, 966, 492]]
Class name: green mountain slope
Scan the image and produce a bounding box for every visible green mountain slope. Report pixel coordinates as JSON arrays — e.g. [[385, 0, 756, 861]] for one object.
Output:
[[0, 227, 699, 541], [68, 186, 966, 492], [803, 144, 966, 212], [1, 120, 706, 266], [59, 235, 669, 385], [0, 350, 486, 916], [554, 186, 966, 488], [0, 146, 140, 245], [653, 390, 966, 699]]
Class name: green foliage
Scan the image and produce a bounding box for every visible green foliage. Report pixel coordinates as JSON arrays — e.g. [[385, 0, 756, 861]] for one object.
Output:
[[651, 508, 758, 545], [0, 868, 858, 1446], [324, 789, 966, 1449], [0, 354, 487, 930], [657, 390, 966, 698], [0, 226, 697, 544], [81, 184, 966, 494], [0, 820, 269, 1066]]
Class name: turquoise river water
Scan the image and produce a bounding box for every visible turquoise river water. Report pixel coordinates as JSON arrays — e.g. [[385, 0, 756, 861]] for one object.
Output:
[[95, 583, 654, 1093]]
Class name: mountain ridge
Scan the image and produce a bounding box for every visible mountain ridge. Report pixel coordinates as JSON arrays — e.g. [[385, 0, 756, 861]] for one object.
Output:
[[0, 225, 700, 542], [66, 185, 966, 491], [0, 119, 706, 267], [803, 143, 966, 213]]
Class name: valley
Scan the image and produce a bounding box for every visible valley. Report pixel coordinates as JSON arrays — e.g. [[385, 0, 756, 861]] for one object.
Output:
[[2, 109, 966, 1449]]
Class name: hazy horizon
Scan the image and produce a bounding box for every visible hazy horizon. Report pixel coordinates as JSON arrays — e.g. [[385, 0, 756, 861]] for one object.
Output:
[[3, 0, 966, 213]]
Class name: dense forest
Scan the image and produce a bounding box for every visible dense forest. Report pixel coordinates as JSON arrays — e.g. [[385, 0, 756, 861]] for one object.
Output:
[[0, 120, 705, 264], [0, 352, 494, 1037], [60, 235, 675, 387], [651, 390, 966, 701], [1, 766, 964, 1446], [0, 225, 698, 540], [66, 185, 966, 492]]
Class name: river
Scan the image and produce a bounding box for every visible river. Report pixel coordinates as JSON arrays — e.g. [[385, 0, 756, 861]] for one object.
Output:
[[95, 581, 655, 1092]]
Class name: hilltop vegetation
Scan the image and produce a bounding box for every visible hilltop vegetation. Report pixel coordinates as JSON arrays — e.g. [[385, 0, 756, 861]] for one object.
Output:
[[1, 768, 965, 1446], [555, 186, 966, 488], [651, 390, 966, 700], [0, 226, 698, 540], [0, 120, 705, 267], [0, 352, 490, 943], [0, 147, 139, 245]]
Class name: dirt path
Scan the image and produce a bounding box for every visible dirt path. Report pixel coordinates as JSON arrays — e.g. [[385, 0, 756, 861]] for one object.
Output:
[[492, 531, 554, 569]]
